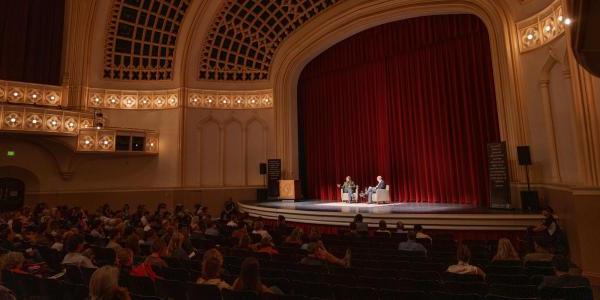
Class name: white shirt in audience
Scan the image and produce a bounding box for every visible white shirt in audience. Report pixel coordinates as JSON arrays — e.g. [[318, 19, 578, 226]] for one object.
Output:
[[62, 252, 97, 268], [447, 261, 485, 277], [252, 229, 271, 239], [197, 278, 232, 290]]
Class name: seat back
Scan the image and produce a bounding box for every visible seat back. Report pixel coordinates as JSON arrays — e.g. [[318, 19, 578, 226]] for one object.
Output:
[[187, 283, 221, 299]]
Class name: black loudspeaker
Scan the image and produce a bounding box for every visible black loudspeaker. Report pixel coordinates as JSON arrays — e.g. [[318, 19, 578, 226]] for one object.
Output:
[[257, 188, 268, 202], [521, 191, 539, 212], [259, 163, 267, 175], [517, 146, 532, 165]]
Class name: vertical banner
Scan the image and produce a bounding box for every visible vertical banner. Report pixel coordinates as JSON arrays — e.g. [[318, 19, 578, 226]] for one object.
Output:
[[487, 142, 511, 208], [267, 159, 282, 197]]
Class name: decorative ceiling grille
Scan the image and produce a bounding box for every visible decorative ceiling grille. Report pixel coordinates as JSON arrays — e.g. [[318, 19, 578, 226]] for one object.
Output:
[[199, 0, 339, 81], [104, 0, 191, 80]]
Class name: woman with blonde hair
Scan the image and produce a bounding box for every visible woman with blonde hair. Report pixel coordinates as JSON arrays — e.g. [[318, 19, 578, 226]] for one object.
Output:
[[492, 238, 520, 262], [284, 227, 304, 245], [89, 266, 130, 300]]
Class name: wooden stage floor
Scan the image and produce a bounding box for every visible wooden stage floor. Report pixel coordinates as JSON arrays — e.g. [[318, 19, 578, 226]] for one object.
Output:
[[239, 200, 543, 231]]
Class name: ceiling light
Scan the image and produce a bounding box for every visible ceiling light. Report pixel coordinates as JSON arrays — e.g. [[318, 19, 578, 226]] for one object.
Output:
[[51, 120, 57, 125], [32, 94, 37, 99], [85, 140, 90, 145], [557, 16, 564, 22], [50, 96, 55, 100], [150, 142, 155, 146], [208, 99, 213, 103], [526, 34, 534, 40], [12, 92, 18, 97], [564, 18, 572, 25], [10, 118, 16, 123], [237, 100, 242, 104], [104, 140, 109, 145], [544, 25, 552, 32], [32, 119, 38, 124]]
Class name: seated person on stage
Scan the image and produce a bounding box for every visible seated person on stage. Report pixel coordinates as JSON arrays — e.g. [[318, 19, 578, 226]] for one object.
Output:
[[398, 231, 427, 255], [337, 176, 357, 202], [361, 176, 385, 203], [447, 244, 486, 278], [538, 255, 590, 293]]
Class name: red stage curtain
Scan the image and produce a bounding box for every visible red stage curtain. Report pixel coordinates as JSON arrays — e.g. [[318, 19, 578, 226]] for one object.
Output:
[[0, 0, 65, 85], [298, 15, 500, 206]]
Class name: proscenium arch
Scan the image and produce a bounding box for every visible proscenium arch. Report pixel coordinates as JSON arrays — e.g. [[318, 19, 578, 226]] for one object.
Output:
[[269, 0, 528, 179]]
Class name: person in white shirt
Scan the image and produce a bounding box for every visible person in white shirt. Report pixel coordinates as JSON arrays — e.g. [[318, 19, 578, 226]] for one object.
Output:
[[414, 224, 432, 241], [252, 221, 271, 239], [62, 234, 97, 269], [447, 244, 485, 278]]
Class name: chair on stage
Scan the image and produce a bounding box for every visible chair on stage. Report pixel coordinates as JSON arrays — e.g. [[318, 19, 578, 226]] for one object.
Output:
[[372, 185, 391, 204], [341, 186, 359, 203]]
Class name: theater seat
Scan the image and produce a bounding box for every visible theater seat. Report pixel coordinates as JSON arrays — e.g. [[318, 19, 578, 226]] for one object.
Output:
[[222, 289, 260, 300], [431, 291, 483, 300], [378, 289, 429, 300], [488, 284, 539, 298], [186, 283, 221, 299], [372, 185, 391, 203]]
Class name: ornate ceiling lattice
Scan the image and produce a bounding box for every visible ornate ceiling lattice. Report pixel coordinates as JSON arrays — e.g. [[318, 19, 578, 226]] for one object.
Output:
[[104, 0, 191, 80], [199, 0, 339, 81]]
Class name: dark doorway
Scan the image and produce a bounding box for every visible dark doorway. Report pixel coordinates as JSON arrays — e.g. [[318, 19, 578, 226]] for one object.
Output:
[[0, 178, 25, 211]]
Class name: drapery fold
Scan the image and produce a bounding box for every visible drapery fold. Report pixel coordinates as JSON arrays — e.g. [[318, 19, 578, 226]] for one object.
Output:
[[298, 15, 500, 206]]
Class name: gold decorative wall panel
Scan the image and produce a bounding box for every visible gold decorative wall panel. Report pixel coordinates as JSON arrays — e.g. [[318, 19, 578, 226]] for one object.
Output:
[[0, 105, 93, 135], [87, 88, 180, 109], [517, 1, 569, 53], [187, 89, 273, 109], [77, 128, 159, 154], [0, 80, 65, 107]]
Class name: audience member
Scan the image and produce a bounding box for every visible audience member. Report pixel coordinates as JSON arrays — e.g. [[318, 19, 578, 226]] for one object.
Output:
[[538, 255, 590, 292], [396, 221, 407, 234], [524, 240, 554, 263], [0, 252, 27, 274], [220, 198, 237, 221], [252, 221, 271, 239], [353, 214, 368, 233], [62, 234, 97, 268], [167, 232, 189, 261], [255, 236, 279, 256], [196, 249, 232, 290], [205, 221, 220, 237], [106, 230, 122, 251], [447, 244, 485, 278], [116, 248, 134, 270], [492, 238, 520, 262], [300, 242, 351, 267], [414, 224, 432, 241], [144, 239, 168, 268], [89, 266, 131, 300], [344, 222, 361, 238], [398, 231, 427, 254], [232, 257, 278, 294], [284, 227, 304, 245], [376, 220, 391, 236]]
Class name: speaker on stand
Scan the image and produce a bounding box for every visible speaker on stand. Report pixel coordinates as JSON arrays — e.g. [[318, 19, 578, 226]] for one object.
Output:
[[257, 163, 268, 202], [517, 146, 539, 212]]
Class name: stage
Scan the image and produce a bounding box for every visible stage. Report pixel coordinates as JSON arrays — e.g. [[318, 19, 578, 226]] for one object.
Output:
[[239, 200, 544, 231]]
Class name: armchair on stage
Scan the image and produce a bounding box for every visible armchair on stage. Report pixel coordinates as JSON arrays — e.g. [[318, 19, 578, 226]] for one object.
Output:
[[341, 186, 359, 203], [372, 185, 391, 204]]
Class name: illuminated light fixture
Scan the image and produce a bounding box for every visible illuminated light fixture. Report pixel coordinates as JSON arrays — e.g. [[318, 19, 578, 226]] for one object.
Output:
[[96, 126, 101, 129], [32, 94, 37, 99], [564, 18, 572, 25], [12, 92, 18, 97], [111, 99, 117, 103], [10, 118, 16, 123], [32, 119, 38, 124], [544, 25, 552, 32], [94, 97, 100, 101], [68, 122, 74, 127], [237, 100, 242, 104], [150, 142, 155, 146], [557, 15, 564, 22], [193, 98, 198, 102], [104, 140, 109, 145], [51, 120, 57, 126], [127, 100, 133, 104], [208, 99, 213, 103], [251, 99, 256, 103], [84, 140, 90, 145], [222, 100, 227, 104], [50, 96, 56, 100], [157, 100, 163, 104], [264, 98, 269, 102], [142, 99, 148, 104], [526, 34, 534, 40]]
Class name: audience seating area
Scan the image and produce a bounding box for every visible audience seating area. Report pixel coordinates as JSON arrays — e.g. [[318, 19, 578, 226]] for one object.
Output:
[[0, 224, 593, 300]]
